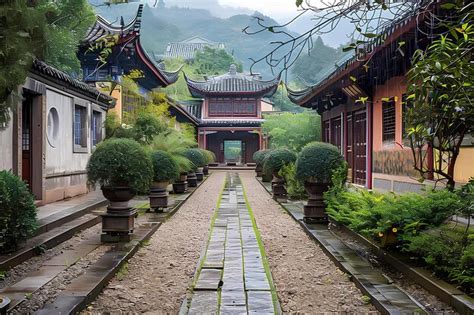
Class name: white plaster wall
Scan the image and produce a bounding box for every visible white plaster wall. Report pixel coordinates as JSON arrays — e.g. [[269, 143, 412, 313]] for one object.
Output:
[[0, 119, 13, 171], [44, 89, 105, 176]]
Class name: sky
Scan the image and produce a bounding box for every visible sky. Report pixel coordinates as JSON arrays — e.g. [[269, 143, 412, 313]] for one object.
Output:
[[161, 0, 353, 47]]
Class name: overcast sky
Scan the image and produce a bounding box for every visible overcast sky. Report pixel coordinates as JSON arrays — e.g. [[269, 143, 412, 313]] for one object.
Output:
[[218, 0, 301, 21]]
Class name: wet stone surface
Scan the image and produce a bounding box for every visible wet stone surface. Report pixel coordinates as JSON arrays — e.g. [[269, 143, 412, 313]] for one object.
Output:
[[185, 173, 277, 314]]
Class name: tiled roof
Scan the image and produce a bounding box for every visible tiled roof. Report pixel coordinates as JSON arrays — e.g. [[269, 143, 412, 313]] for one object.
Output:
[[82, 4, 181, 86], [30, 59, 114, 107], [287, 10, 418, 105], [164, 36, 225, 60], [177, 99, 203, 119], [83, 5, 143, 44], [185, 65, 280, 97]]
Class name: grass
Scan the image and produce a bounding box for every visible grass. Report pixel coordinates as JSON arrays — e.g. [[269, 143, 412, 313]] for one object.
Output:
[[116, 262, 129, 281], [240, 177, 281, 313]]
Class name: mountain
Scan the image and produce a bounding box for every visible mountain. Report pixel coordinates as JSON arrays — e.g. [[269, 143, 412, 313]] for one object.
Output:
[[92, 3, 298, 79]]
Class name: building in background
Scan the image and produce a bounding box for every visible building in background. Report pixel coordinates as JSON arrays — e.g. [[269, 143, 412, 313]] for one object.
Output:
[[162, 36, 225, 61], [183, 64, 280, 164], [77, 4, 181, 122], [0, 60, 114, 205], [288, 12, 473, 192]]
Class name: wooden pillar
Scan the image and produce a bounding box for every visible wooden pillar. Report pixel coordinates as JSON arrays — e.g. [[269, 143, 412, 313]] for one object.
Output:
[[366, 101, 373, 189]]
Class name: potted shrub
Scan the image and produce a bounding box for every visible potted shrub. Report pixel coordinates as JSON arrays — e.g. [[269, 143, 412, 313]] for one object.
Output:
[[149, 150, 179, 211], [253, 149, 271, 180], [263, 149, 297, 200], [0, 171, 37, 253], [296, 142, 345, 222], [183, 148, 207, 186], [87, 138, 153, 242], [201, 149, 216, 175]]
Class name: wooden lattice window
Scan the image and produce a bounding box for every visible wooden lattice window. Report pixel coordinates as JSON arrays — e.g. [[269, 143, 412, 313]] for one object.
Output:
[[382, 98, 396, 142]]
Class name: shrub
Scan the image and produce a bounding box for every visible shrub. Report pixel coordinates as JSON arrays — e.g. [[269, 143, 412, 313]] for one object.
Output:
[[150, 150, 179, 182], [253, 149, 271, 165], [183, 148, 207, 170], [200, 149, 216, 164], [0, 171, 37, 253], [134, 113, 166, 144], [87, 138, 153, 193], [296, 142, 345, 183], [279, 163, 307, 199], [263, 149, 297, 176]]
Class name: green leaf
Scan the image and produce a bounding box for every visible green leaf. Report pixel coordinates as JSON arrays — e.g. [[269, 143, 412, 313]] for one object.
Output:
[[296, 0, 303, 6], [350, 76, 357, 82], [362, 32, 378, 38], [268, 26, 274, 33], [440, 3, 457, 9], [16, 31, 30, 38]]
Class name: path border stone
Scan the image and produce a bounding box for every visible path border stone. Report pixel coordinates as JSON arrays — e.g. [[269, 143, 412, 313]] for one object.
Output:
[[256, 178, 428, 315]]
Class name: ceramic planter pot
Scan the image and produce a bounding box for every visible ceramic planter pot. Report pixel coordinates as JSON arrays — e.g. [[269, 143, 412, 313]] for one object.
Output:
[[100, 186, 137, 242], [187, 171, 198, 187], [149, 180, 169, 211], [303, 181, 330, 222]]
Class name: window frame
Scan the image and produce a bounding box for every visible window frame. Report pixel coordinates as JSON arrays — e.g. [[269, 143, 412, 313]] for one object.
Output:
[[91, 107, 103, 148], [73, 101, 88, 153], [382, 97, 396, 143]]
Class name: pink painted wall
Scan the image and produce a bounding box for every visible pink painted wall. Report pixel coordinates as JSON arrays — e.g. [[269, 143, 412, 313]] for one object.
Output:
[[372, 76, 407, 152]]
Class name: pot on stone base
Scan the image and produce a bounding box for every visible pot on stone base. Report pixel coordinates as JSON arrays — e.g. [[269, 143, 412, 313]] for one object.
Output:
[[173, 173, 188, 194], [149, 181, 169, 212], [100, 186, 137, 242], [203, 165, 209, 176], [271, 172, 287, 200], [196, 167, 204, 181], [255, 164, 263, 177], [187, 171, 198, 187], [303, 181, 330, 223]]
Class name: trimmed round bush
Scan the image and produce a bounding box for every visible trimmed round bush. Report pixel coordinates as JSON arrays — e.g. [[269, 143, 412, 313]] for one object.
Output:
[[0, 170, 37, 253], [87, 138, 153, 193], [150, 150, 179, 182], [183, 148, 207, 170], [296, 142, 345, 183], [253, 149, 271, 165], [200, 149, 216, 164], [134, 113, 166, 144], [263, 148, 297, 175]]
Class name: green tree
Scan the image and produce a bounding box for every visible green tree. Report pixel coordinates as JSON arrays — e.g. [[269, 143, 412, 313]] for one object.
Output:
[[270, 85, 303, 112], [406, 3, 473, 190], [262, 111, 321, 152], [194, 46, 243, 75], [0, 0, 95, 127]]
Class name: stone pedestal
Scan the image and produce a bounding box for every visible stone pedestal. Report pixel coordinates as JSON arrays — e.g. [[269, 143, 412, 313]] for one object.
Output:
[[149, 186, 168, 212], [303, 181, 329, 223], [101, 186, 136, 243], [187, 172, 198, 187], [255, 164, 263, 177], [196, 170, 204, 181], [203, 165, 209, 175], [173, 181, 188, 193], [271, 175, 287, 200]]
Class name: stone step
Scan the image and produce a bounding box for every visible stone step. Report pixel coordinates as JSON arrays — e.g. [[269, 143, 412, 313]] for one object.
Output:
[[0, 214, 101, 270], [35, 191, 106, 236]]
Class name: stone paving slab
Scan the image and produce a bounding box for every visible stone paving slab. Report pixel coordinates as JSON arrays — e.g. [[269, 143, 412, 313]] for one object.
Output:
[[185, 174, 278, 314]]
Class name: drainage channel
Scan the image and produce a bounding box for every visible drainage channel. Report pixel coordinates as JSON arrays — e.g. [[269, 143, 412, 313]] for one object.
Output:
[[182, 173, 280, 314]]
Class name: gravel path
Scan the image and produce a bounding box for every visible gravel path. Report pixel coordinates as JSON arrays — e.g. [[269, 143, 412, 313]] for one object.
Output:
[[84, 172, 226, 314], [239, 171, 378, 313]]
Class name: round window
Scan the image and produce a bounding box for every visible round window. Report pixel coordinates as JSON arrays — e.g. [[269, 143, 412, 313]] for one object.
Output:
[[47, 107, 59, 147]]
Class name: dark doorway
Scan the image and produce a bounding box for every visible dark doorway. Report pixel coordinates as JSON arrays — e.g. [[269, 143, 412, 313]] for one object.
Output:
[[353, 111, 367, 186], [22, 95, 33, 188]]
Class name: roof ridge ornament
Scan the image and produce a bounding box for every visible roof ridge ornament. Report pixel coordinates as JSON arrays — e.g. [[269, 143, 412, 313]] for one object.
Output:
[[229, 64, 237, 75]]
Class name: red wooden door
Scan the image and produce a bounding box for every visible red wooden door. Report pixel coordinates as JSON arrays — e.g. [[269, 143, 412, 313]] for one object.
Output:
[[353, 111, 367, 186], [330, 117, 342, 151]]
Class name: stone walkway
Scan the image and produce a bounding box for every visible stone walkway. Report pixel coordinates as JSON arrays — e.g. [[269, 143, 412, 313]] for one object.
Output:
[[184, 173, 279, 314]]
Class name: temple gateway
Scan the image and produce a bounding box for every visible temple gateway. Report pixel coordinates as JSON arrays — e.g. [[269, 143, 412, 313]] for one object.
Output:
[[184, 65, 280, 165]]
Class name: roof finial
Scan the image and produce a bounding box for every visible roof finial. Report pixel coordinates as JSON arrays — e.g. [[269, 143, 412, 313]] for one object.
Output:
[[229, 64, 237, 75]]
